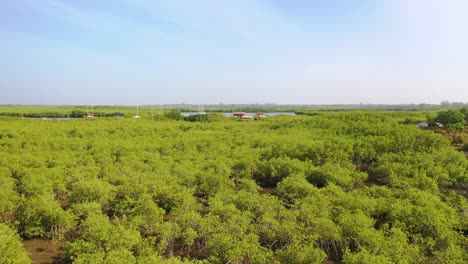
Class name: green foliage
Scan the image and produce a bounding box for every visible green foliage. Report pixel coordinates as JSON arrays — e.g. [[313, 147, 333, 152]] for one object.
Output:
[[276, 175, 317, 205], [0, 168, 20, 222], [342, 249, 392, 264], [306, 163, 367, 188], [435, 109, 465, 126], [0, 110, 466, 263], [255, 156, 307, 187], [278, 242, 327, 264], [446, 122, 465, 143], [185, 113, 229, 122], [69, 178, 115, 205], [17, 194, 74, 239], [0, 223, 31, 264], [154, 111, 185, 121]]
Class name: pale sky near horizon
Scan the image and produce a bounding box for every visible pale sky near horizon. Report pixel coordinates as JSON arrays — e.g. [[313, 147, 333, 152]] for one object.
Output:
[[1, 0, 468, 105]]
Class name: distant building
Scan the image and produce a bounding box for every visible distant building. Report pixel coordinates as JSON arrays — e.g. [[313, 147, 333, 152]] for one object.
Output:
[[233, 112, 247, 118], [84, 113, 95, 118], [85, 105, 96, 118]]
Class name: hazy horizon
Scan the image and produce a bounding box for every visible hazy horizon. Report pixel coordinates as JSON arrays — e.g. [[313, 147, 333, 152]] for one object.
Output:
[[2, 1, 468, 105], [0, 102, 466, 107]]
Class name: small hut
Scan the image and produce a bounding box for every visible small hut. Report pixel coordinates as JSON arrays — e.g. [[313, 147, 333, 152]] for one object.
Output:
[[233, 112, 247, 118]]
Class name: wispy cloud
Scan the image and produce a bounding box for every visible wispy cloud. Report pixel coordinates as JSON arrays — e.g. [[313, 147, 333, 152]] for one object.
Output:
[[1, 0, 468, 104]]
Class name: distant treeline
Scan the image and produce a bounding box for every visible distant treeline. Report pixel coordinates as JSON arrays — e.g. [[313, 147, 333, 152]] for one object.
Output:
[[176, 107, 299, 113], [0, 111, 124, 118], [162, 101, 468, 112], [1, 101, 468, 119]]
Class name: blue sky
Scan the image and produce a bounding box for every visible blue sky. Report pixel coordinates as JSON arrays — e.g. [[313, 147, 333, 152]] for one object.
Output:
[[1, 0, 468, 105]]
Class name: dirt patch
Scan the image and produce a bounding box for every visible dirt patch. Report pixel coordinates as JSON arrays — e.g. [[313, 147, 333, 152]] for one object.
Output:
[[258, 187, 276, 195], [23, 239, 68, 264]]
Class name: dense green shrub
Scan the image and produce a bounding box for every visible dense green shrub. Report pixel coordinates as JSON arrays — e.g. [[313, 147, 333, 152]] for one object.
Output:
[[0, 112, 466, 263], [0, 223, 31, 264]]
